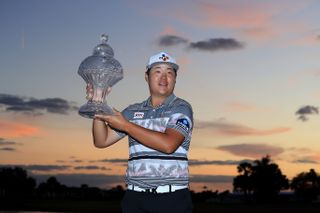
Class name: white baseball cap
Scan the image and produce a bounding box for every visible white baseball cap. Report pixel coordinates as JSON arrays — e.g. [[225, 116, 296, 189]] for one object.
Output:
[[146, 51, 179, 71]]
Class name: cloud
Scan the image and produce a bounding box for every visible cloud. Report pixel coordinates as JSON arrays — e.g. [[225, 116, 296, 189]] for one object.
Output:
[[0, 138, 20, 146], [195, 120, 291, 137], [157, 34, 244, 52], [22, 165, 71, 172], [0, 93, 78, 115], [172, 1, 272, 29], [239, 27, 277, 41], [0, 138, 21, 152], [189, 159, 253, 166], [160, 25, 180, 36], [169, 1, 313, 41], [279, 147, 320, 164], [101, 158, 128, 163], [295, 105, 319, 121], [0, 120, 39, 138], [189, 38, 244, 51], [74, 166, 110, 171], [216, 143, 284, 158], [0, 147, 16, 152], [0, 163, 113, 173], [90, 158, 128, 167], [190, 175, 234, 183], [292, 158, 318, 164], [158, 35, 188, 46]]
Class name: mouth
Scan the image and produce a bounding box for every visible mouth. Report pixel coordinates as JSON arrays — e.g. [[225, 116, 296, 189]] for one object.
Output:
[[159, 83, 168, 87]]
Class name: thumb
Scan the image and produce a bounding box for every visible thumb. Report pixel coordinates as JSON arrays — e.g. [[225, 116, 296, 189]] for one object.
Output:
[[106, 87, 112, 95], [94, 113, 110, 120], [112, 108, 120, 114]]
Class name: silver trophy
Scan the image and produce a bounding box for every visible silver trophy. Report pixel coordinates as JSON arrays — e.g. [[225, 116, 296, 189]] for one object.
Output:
[[78, 34, 123, 118]]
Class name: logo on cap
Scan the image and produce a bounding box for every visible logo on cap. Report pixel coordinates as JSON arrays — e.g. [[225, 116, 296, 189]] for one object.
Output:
[[159, 54, 169, 62]]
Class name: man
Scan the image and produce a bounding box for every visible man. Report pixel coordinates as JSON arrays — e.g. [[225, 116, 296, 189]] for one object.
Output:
[[91, 52, 193, 212]]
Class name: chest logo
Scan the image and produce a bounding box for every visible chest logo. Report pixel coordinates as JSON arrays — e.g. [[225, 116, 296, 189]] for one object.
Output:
[[133, 112, 144, 119]]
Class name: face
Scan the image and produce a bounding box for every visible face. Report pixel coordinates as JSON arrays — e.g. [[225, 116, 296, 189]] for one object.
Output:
[[145, 63, 176, 97]]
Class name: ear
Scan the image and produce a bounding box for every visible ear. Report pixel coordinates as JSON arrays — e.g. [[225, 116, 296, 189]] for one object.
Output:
[[145, 72, 149, 82]]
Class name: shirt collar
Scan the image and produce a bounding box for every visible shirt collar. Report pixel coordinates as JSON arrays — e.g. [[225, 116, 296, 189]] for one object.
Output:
[[144, 93, 176, 109]]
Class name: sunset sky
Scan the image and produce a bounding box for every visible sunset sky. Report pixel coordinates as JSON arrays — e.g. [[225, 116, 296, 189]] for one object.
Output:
[[1, 0, 320, 192]]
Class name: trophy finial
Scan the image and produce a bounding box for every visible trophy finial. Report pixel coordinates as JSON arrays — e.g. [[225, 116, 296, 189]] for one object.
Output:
[[100, 34, 108, 44]]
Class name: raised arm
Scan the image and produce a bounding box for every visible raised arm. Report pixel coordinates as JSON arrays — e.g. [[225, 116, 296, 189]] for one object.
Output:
[[86, 84, 121, 148], [94, 110, 185, 154]]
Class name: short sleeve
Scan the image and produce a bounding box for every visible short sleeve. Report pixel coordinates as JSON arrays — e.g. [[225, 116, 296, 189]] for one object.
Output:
[[166, 103, 193, 138]]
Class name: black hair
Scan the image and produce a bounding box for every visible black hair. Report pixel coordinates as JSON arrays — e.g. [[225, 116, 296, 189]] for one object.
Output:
[[145, 68, 177, 76]]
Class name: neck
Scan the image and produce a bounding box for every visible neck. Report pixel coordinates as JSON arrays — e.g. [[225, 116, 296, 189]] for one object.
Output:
[[150, 95, 166, 107]]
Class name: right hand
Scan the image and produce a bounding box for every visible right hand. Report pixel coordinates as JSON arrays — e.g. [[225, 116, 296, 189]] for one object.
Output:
[[86, 83, 94, 100], [86, 84, 112, 102]]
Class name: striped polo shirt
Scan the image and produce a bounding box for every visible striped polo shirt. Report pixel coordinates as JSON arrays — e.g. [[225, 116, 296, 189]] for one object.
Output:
[[116, 93, 193, 189]]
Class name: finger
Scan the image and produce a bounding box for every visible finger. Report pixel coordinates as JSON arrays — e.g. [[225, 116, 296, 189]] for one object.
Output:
[[112, 108, 120, 114], [106, 87, 112, 95], [94, 114, 107, 120]]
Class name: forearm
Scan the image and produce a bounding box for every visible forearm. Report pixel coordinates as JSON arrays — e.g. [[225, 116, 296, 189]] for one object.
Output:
[[124, 121, 182, 154], [92, 118, 109, 148]]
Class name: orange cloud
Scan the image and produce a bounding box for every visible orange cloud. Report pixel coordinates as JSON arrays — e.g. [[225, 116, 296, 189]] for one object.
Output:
[[174, 1, 273, 30], [281, 147, 320, 164], [0, 120, 39, 138], [171, 1, 313, 41], [239, 27, 277, 41], [216, 143, 284, 158], [197, 1, 271, 29], [160, 25, 180, 36]]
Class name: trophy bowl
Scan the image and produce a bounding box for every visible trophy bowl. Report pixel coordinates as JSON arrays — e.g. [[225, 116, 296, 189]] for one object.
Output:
[[78, 34, 123, 119]]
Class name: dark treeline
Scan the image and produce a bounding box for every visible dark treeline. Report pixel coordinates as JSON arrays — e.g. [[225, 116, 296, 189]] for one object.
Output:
[[1, 155, 320, 206], [0, 166, 124, 201], [233, 155, 320, 203]]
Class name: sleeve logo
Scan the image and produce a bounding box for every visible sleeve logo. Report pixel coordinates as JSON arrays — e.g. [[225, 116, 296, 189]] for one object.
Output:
[[176, 118, 190, 131]]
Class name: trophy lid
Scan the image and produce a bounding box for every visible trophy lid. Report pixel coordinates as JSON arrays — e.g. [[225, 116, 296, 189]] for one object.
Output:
[[78, 34, 123, 87], [93, 34, 114, 57]]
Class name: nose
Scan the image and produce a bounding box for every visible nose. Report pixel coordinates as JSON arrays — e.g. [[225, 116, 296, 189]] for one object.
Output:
[[160, 72, 167, 78]]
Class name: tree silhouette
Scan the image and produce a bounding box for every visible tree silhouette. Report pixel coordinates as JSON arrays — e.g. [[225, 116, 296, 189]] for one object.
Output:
[[233, 162, 253, 198], [291, 168, 320, 201], [0, 166, 36, 198], [251, 156, 289, 201], [38, 176, 67, 198], [233, 156, 289, 202]]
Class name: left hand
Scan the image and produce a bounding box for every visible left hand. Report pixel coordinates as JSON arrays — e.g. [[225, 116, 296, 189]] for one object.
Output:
[[94, 108, 128, 132]]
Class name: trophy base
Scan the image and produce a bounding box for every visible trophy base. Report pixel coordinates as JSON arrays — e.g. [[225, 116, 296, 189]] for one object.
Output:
[[78, 101, 114, 119]]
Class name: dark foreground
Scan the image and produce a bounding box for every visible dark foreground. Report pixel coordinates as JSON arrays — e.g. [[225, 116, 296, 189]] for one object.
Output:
[[1, 199, 320, 213]]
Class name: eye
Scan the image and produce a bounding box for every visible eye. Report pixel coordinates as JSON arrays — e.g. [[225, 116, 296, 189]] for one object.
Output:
[[167, 70, 174, 76]]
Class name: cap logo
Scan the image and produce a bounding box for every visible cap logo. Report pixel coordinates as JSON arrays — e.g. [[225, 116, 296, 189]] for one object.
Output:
[[159, 54, 169, 62]]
